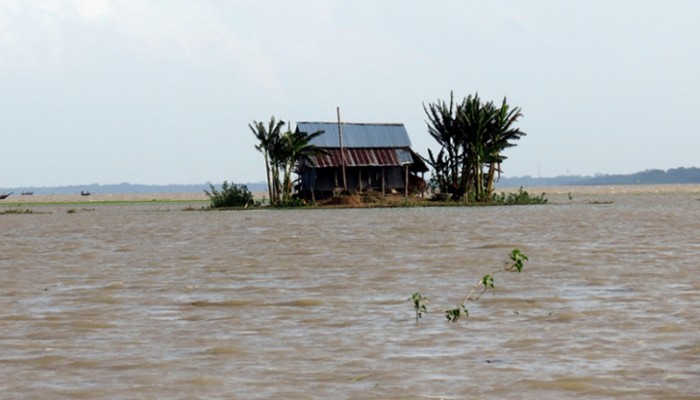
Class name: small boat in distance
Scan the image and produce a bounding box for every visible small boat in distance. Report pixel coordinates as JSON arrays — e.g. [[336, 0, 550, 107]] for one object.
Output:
[[0, 192, 12, 200], [21, 191, 33, 195], [80, 190, 91, 196]]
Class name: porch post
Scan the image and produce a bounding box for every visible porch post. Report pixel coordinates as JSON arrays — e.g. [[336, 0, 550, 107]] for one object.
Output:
[[404, 165, 409, 198], [381, 168, 386, 196], [358, 169, 362, 193]]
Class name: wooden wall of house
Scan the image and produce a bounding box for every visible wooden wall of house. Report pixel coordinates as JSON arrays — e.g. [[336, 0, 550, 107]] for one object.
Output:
[[300, 167, 406, 197]]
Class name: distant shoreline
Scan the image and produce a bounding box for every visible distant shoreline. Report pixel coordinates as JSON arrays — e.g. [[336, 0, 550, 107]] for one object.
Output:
[[500, 183, 700, 195], [4, 167, 700, 197], [2, 184, 700, 205], [0, 192, 210, 205]]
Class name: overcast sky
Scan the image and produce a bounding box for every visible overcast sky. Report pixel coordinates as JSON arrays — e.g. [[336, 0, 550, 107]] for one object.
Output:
[[2, 0, 699, 187]]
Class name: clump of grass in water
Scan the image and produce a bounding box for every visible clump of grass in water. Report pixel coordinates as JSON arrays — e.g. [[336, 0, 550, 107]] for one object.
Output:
[[492, 187, 547, 205], [183, 205, 207, 211], [410, 249, 528, 323], [1, 208, 34, 215], [66, 208, 95, 214]]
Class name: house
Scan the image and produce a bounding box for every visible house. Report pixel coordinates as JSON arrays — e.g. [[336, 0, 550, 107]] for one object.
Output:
[[295, 122, 428, 199]]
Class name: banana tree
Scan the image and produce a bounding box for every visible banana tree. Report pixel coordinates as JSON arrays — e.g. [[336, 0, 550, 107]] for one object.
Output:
[[424, 92, 526, 202], [250, 117, 285, 204], [484, 98, 526, 197], [278, 127, 327, 202]]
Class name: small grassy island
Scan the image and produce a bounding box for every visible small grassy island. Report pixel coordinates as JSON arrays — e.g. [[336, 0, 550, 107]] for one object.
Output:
[[204, 182, 547, 210]]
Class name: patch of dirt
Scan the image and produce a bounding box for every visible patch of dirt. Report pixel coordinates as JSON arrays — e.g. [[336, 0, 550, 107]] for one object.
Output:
[[323, 194, 363, 206]]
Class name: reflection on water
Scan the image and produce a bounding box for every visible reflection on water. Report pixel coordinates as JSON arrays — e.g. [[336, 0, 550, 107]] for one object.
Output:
[[1, 186, 700, 399]]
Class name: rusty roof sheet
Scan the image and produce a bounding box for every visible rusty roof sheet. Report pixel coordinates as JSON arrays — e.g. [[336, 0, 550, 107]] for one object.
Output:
[[296, 122, 412, 148], [309, 148, 414, 168]]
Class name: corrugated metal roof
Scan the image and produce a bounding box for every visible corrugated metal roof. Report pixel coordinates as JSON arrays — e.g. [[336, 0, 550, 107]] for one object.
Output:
[[309, 148, 414, 168], [296, 122, 412, 148]]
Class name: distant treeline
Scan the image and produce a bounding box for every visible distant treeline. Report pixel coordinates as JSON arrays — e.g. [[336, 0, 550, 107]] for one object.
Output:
[[4, 168, 699, 194], [497, 167, 700, 187], [0, 182, 269, 195]]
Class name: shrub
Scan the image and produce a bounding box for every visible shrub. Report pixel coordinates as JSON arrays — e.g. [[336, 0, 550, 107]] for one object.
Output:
[[275, 198, 308, 208], [492, 187, 548, 205], [204, 181, 254, 209]]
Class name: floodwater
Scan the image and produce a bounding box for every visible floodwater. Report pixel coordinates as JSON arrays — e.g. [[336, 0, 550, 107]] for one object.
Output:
[[1, 186, 699, 399]]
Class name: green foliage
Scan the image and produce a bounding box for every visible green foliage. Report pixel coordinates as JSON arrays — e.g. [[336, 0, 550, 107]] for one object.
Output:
[[509, 249, 528, 273], [274, 197, 309, 208], [250, 117, 326, 205], [410, 292, 428, 323], [492, 187, 548, 205], [0, 208, 33, 215], [204, 181, 255, 209], [424, 92, 526, 202], [444, 306, 468, 322], [481, 274, 495, 289], [411, 249, 528, 324]]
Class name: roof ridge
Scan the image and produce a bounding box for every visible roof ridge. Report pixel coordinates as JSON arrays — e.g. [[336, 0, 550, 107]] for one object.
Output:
[[297, 121, 404, 126]]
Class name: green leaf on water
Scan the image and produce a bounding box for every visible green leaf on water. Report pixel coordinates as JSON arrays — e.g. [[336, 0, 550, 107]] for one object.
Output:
[[509, 249, 528, 272], [482, 274, 495, 289], [445, 306, 468, 322]]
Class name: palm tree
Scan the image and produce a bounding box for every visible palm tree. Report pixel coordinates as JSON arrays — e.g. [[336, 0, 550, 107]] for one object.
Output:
[[443, 92, 495, 201], [278, 127, 327, 201], [250, 117, 285, 204], [424, 92, 526, 202], [484, 98, 526, 196], [423, 148, 450, 195], [424, 92, 462, 195]]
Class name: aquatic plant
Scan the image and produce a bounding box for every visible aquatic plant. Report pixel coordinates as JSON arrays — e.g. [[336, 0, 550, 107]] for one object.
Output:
[[444, 249, 527, 322], [409, 292, 428, 323], [492, 187, 547, 205], [411, 249, 528, 323], [0, 208, 34, 215]]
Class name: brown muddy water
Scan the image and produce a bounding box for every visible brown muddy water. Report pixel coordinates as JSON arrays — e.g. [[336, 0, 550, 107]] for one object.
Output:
[[1, 186, 699, 399]]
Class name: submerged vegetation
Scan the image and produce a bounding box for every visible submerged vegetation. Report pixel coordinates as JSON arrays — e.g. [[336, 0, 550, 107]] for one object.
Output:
[[410, 292, 428, 323], [411, 249, 528, 323], [0, 208, 34, 215], [492, 187, 548, 205]]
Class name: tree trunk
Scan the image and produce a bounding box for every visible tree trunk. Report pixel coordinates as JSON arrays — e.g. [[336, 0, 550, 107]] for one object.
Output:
[[485, 161, 499, 200], [263, 152, 273, 205]]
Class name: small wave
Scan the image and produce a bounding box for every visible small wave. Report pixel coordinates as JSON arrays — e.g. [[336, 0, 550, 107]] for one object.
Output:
[[202, 346, 246, 356], [189, 299, 255, 307], [516, 376, 616, 393], [178, 376, 226, 386], [103, 281, 124, 289], [71, 321, 117, 330], [273, 298, 324, 307]]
